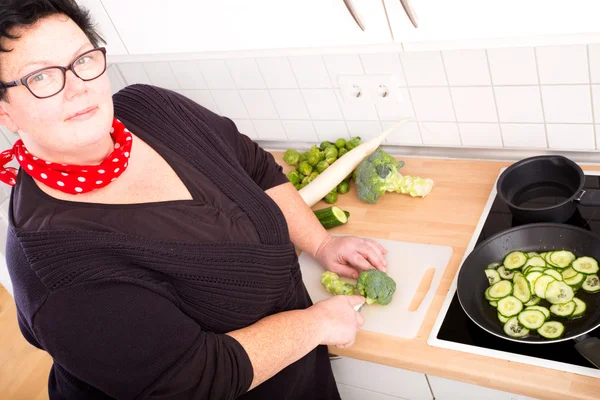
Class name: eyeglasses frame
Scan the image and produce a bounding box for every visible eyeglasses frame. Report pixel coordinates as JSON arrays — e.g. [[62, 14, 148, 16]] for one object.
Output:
[[0, 46, 107, 99]]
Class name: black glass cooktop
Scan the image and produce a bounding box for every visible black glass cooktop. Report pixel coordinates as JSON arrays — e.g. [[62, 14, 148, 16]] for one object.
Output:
[[436, 175, 600, 369]]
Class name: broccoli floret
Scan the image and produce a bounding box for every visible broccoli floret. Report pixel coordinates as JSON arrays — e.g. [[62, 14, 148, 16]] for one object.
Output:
[[320, 271, 356, 296], [355, 148, 434, 203], [356, 269, 396, 305]]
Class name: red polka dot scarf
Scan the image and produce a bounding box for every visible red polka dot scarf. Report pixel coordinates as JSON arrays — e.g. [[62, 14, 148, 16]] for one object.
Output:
[[0, 118, 132, 194]]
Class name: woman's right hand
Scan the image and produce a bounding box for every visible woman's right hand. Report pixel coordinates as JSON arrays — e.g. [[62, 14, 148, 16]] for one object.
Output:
[[309, 295, 366, 348]]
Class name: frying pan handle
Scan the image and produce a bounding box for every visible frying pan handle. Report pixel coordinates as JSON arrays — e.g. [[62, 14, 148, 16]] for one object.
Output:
[[575, 189, 600, 207], [574, 335, 600, 368]]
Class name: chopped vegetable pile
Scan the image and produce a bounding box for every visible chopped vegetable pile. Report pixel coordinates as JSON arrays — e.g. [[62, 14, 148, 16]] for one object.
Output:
[[283, 137, 362, 204], [320, 269, 397, 306], [355, 148, 434, 203], [484, 249, 600, 340]]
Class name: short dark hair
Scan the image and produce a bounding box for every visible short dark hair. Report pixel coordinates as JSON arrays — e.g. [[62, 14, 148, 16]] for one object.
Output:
[[0, 0, 105, 99]]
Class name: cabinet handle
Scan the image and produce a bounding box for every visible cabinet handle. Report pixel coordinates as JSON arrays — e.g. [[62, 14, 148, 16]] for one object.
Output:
[[400, 0, 419, 28], [343, 0, 365, 31]]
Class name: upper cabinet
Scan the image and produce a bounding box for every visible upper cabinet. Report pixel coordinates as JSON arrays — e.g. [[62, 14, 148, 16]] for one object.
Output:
[[76, 0, 128, 56], [384, 0, 600, 50], [99, 0, 392, 55]]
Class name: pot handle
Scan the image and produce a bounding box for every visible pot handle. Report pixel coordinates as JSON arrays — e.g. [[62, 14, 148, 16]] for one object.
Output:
[[574, 334, 600, 368], [575, 189, 600, 207]]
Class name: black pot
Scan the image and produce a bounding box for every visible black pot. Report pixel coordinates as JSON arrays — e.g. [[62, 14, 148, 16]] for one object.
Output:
[[497, 155, 600, 223]]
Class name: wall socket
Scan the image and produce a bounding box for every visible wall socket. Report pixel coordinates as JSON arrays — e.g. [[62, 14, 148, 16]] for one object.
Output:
[[338, 74, 403, 105]]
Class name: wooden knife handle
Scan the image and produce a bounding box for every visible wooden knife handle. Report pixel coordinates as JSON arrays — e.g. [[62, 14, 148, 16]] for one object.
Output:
[[408, 268, 435, 312]]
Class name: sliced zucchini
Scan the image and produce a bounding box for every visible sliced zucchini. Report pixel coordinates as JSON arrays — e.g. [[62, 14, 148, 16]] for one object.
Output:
[[571, 298, 587, 318], [561, 267, 578, 280], [525, 305, 550, 319], [564, 272, 585, 287], [485, 269, 501, 286], [524, 296, 541, 306], [550, 250, 576, 269], [489, 300, 498, 308], [544, 251, 558, 267], [582, 274, 600, 293], [534, 275, 556, 299], [498, 312, 509, 323], [498, 295, 523, 317], [484, 287, 495, 301], [538, 321, 565, 339], [544, 269, 563, 281], [512, 273, 531, 303], [503, 251, 528, 270], [524, 256, 546, 269], [526, 271, 543, 289], [550, 301, 576, 317], [525, 266, 546, 274], [527, 251, 540, 258], [489, 280, 513, 299], [487, 261, 501, 269], [497, 265, 515, 280], [545, 281, 575, 304], [540, 252, 549, 259], [504, 316, 530, 338], [313, 206, 349, 229], [573, 256, 600, 274], [518, 310, 546, 329]]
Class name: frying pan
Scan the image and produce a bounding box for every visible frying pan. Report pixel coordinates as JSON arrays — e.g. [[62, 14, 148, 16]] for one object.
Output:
[[457, 223, 600, 367], [497, 155, 600, 223]]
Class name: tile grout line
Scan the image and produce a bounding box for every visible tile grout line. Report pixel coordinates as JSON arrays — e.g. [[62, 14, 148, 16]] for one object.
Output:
[[326, 55, 354, 139], [485, 49, 505, 147], [252, 58, 288, 141], [439, 51, 462, 145], [587, 45, 598, 150], [397, 53, 423, 145], [280, 56, 319, 143], [221, 60, 256, 138], [533, 47, 550, 148]]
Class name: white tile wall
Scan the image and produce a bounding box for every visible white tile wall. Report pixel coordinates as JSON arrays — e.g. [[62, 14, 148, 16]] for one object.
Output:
[[112, 43, 600, 151]]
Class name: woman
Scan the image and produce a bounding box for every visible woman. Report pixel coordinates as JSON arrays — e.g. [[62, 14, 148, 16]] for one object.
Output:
[[0, 1, 388, 399]]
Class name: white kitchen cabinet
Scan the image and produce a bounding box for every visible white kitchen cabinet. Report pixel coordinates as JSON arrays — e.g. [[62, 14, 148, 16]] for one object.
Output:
[[427, 375, 539, 400], [384, 0, 600, 50], [100, 0, 392, 55], [331, 356, 433, 400], [76, 0, 128, 56]]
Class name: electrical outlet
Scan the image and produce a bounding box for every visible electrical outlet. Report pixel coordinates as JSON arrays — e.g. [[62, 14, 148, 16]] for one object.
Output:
[[338, 74, 403, 105]]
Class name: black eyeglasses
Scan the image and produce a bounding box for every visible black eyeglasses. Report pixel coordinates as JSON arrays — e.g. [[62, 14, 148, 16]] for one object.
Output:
[[1, 47, 107, 99]]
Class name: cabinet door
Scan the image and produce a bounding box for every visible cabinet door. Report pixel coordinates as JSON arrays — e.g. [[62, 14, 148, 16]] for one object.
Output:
[[427, 375, 539, 400], [331, 357, 433, 400], [100, 0, 392, 55], [384, 0, 600, 49], [76, 0, 128, 55]]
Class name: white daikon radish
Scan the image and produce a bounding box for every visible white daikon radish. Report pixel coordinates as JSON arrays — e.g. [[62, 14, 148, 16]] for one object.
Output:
[[299, 119, 411, 207]]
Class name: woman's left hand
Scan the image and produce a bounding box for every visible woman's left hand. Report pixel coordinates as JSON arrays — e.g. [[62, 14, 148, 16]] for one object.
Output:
[[313, 235, 388, 279]]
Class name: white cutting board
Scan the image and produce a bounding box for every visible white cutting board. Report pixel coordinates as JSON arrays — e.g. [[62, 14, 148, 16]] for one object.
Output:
[[299, 235, 453, 339]]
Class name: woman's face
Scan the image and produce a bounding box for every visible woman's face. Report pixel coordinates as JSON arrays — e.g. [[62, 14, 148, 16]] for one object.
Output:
[[0, 13, 114, 164]]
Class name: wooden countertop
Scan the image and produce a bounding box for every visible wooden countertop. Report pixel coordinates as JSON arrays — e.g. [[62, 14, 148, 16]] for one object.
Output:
[[2, 154, 600, 399], [271, 152, 600, 400]]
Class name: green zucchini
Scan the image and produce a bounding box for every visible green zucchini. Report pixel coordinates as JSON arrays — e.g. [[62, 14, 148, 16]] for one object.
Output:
[[545, 281, 575, 304], [497, 265, 515, 280], [504, 316, 529, 338], [485, 269, 501, 286], [518, 310, 545, 329], [561, 267, 578, 280], [534, 275, 556, 299], [550, 301, 576, 317], [489, 280, 512, 299], [512, 273, 531, 303], [538, 321, 564, 339], [313, 206, 348, 229], [583, 274, 600, 293], [498, 295, 523, 317], [524, 296, 541, 306], [550, 250, 576, 269], [544, 269, 563, 281], [525, 305, 550, 319], [498, 312, 509, 323], [571, 298, 587, 318], [573, 256, 600, 274], [564, 272, 585, 287], [489, 301, 498, 308], [503, 251, 528, 270]]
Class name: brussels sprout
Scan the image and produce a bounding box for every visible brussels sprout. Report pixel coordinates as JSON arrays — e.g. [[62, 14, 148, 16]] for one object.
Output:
[[337, 179, 350, 194], [338, 147, 348, 158], [316, 160, 329, 173], [297, 161, 313, 176], [324, 190, 338, 204], [283, 149, 300, 166], [335, 138, 347, 149], [306, 171, 320, 183], [286, 170, 302, 185], [346, 136, 362, 151], [319, 141, 332, 151], [298, 152, 309, 163]]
